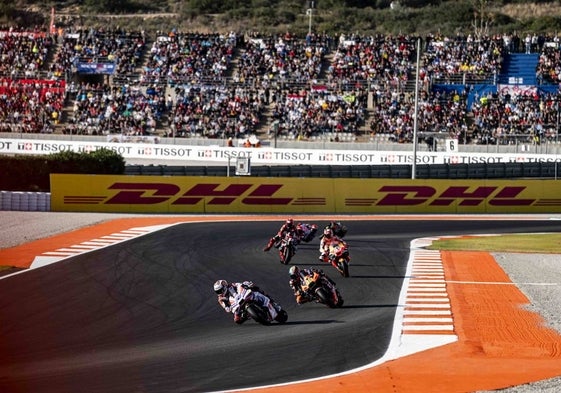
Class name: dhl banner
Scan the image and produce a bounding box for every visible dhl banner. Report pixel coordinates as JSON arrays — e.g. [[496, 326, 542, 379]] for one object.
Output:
[[50, 174, 561, 214]]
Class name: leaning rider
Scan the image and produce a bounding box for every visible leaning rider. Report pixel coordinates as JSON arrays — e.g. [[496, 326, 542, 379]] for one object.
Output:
[[319, 227, 342, 262], [264, 218, 298, 251]]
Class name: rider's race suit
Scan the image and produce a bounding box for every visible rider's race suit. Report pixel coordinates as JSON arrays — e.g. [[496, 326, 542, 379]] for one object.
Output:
[[289, 268, 315, 304], [296, 223, 315, 242], [319, 234, 343, 262], [264, 222, 297, 251], [289, 268, 337, 304], [218, 282, 278, 323]]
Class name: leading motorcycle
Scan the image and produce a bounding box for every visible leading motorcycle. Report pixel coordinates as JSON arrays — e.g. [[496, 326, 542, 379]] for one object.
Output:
[[327, 239, 350, 277], [230, 287, 288, 325], [300, 270, 344, 308], [278, 232, 298, 265]]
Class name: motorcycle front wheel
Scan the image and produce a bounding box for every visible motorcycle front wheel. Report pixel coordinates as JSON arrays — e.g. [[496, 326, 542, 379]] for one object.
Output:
[[335, 290, 344, 307], [281, 246, 294, 265], [337, 259, 350, 278]]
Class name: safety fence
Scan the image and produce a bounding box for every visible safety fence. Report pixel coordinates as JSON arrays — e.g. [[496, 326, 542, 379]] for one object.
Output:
[[124, 162, 561, 179]]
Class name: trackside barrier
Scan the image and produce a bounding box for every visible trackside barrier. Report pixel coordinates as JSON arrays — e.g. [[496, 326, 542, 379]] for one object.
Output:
[[3, 138, 561, 167], [0, 191, 50, 211], [50, 174, 561, 214], [123, 162, 561, 179]]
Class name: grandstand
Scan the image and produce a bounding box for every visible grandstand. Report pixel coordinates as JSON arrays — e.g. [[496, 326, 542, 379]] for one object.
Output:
[[1, 27, 561, 150]]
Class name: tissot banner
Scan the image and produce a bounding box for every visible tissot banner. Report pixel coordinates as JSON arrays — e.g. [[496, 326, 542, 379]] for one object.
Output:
[[2, 139, 561, 166]]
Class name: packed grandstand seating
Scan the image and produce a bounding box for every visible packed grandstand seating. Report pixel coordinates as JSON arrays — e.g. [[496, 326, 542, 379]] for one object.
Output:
[[1, 25, 561, 146]]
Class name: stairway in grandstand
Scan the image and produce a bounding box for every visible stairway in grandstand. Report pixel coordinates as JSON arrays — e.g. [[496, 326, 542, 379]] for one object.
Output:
[[497, 53, 539, 85]]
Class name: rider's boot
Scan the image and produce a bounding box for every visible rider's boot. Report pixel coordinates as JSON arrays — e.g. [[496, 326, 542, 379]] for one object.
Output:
[[267, 302, 278, 321], [263, 238, 274, 251]]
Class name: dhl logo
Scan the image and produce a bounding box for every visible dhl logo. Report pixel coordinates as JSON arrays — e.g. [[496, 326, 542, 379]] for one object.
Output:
[[61, 182, 549, 207], [65, 183, 314, 205], [378, 185, 535, 206]]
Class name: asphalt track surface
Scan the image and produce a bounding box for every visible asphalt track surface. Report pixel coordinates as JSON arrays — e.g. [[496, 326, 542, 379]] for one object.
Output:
[[2, 219, 561, 393]]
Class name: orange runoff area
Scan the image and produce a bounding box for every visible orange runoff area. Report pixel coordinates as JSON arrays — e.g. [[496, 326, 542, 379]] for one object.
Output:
[[247, 251, 561, 393], [1, 217, 560, 392]]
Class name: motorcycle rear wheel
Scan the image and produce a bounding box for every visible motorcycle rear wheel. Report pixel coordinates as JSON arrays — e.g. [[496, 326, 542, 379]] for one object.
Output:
[[316, 288, 337, 308], [246, 304, 271, 325], [275, 309, 288, 324]]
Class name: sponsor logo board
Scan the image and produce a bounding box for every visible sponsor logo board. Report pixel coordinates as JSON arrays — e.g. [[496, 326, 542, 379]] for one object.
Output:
[[50, 175, 561, 214]]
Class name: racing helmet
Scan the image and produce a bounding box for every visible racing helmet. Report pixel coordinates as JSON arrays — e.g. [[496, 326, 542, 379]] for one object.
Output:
[[213, 279, 228, 295], [323, 227, 333, 238], [289, 266, 300, 279], [286, 218, 294, 226]]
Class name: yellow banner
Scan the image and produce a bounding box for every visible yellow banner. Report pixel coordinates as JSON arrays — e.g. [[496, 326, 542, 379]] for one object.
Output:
[[50, 174, 561, 214]]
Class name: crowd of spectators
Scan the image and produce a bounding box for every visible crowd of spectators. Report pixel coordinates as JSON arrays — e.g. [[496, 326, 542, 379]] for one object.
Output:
[[0, 78, 65, 133], [140, 31, 237, 86], [233, 31, 331, 87], [270, 87, 367, 140], [50, 27, 146, 82], [62, 82, 165, 136], [0, 25, 54, 78], [421, 33, 505, 83], [167, 84, 264, 139], [536, 34, 561, 85], [326, 33, 418, 92], [470, 90, 561, 145], [369, 87, 469, 145], [1, 25, 561, 146]]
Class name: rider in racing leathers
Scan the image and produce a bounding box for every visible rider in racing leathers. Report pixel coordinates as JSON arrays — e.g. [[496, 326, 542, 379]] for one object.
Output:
[[319, 227, 343, 262], [213, 279, 278, 323], [288, 266, 314, 304], [288, 265, 337, 304], [295, 222, 317, 243], [263, 218, 298, 251], [327, 221, 347, 237]]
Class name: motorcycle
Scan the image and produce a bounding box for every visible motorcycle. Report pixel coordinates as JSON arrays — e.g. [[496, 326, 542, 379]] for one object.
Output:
[[327, 239, 350, 277], [230, 287, 288, 325], [300, 270, 344, 308], [297, 223, 318, 243], [327, 222, 348, 238], [278, 232, 298, 265]]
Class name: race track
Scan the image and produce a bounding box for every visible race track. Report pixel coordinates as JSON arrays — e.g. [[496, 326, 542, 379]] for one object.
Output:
[[1, 219, 561, 393]]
